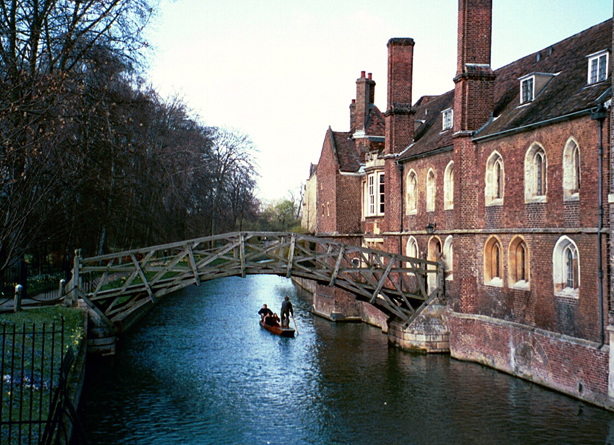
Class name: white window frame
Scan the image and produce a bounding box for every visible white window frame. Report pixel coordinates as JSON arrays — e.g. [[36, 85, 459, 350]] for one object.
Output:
[[406, 170, 417, 215], [485, 151, 504, 206], [524, 142, 547, 203], [553, 236, 580, 298], [444, 161, 454, 210], [442, 108, 453, 131], [443, 235, 453, 281], [562, 138, 580, 201], [365, 171, 385, 217], [426, 169, 436, 212], [520, 75, 534, 104], [587, 50, 609, 85]]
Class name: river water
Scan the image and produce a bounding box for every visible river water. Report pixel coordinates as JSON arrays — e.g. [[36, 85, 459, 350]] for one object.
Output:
[[80, 275, 614, 445]]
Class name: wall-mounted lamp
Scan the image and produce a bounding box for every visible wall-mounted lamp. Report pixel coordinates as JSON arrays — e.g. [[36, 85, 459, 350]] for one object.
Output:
[[425, 223, 436, 235]]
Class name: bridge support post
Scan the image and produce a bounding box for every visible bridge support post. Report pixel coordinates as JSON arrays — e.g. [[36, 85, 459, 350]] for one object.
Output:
[[388, 304, 450, 353], [14, 284, 22, 312], [67, 249, 81, 307]]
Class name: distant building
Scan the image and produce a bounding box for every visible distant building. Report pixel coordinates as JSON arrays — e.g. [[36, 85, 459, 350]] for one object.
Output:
[[307, 0, 614, 409], [301, 163, 318, 233]]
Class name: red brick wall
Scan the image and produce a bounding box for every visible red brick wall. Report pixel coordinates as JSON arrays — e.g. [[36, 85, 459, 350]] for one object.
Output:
[[456, 0, 492, 72], [402, 151, 454, 233], [335, 174, 362, 234], [449, 313, 609, 407], [462, 116, 611, 342], [316, 130, 338, 234]]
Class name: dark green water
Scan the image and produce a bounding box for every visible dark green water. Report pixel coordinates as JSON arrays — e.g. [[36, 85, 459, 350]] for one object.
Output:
[[80, 275, 614, 444]]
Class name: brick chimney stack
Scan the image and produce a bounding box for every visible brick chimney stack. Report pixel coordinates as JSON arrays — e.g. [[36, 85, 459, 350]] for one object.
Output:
[[385, 38, 415, 155], [383, 38, 415, 239], [454, 0, 496, 133], [353, 71, 376, 133], [453, 0, 496, 311]]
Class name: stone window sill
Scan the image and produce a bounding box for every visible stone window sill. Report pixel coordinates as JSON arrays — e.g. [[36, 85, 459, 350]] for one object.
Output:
[[511, 280, 530, 290], [486, 198, 503, 207], [564, 193, 579, 202], [485, 277, 503, 287], [525, 195, 547, 204], [555, 287, 579, 299]]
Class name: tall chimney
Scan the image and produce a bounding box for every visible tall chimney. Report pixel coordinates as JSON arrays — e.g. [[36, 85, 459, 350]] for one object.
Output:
[[385, 38, 415, 154], [454, 0, 495, 132], [453, 0, 495, 311], [383, 38, 415, 238], [354, 71, 376, 133]]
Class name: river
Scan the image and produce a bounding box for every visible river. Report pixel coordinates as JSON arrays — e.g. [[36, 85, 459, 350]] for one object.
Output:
[[80, 275, 614, 444]]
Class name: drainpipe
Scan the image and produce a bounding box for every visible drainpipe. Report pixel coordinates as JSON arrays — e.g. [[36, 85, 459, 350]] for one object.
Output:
[[591, 104, 607, 347], [397, 160, 404, 256]]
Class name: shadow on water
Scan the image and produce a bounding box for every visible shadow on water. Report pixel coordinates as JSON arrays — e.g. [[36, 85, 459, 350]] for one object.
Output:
[[79, 275, 614, 445]]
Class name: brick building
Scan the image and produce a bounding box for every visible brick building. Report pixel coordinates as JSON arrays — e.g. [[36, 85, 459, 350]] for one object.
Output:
[[305, 0, 614, 408]]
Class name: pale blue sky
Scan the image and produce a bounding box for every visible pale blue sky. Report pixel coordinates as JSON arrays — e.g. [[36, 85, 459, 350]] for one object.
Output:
[[146, 0, 612, 202]]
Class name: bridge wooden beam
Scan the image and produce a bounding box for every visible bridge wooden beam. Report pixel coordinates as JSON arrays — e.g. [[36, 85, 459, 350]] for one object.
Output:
[[329, 246, 345, 287], [187, 245, 201, 286], [370, 258, 395, 304], [286, 235, 296, 278], [74, 287, 116, 330], [131, 253, 155, 303], [240, 233, 246, 278]]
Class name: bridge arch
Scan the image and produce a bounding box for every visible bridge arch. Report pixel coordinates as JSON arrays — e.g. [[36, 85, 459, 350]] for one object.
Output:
[[68, 232, 441, 331]]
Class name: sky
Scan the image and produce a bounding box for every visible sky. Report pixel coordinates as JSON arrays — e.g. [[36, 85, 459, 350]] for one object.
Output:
[[145, 0, 612, 204]]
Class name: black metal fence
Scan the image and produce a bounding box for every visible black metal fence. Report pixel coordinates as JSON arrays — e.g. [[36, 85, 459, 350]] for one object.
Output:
[[0, 318, 84, 444], [1, 259, 72, 304]]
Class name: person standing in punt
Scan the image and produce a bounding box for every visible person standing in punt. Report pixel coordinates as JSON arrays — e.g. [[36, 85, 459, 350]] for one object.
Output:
[[280, 296, 294, 328]]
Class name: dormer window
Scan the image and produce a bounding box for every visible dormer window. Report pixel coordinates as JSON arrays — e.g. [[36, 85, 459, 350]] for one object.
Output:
[[519, 72, 556, 105], [587, 50, 609, 84], [442, 108, 453, 131], [520, 76, 534, 104]]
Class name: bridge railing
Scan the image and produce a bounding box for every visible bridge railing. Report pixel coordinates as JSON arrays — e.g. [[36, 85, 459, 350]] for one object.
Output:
[[68, 232, 441, 328]]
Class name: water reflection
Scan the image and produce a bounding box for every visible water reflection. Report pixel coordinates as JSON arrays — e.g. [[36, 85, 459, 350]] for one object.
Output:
[[81, 275, 614, 445]]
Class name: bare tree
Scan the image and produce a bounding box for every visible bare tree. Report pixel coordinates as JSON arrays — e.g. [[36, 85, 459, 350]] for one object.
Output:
[[0, 0, 154, 268]]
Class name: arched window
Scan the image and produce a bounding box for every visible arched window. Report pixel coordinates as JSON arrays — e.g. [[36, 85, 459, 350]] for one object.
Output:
[[553, 236, 580, 297], [563, 138, 581, 200], [443, 235, 453, 281], [525, 143, 547, 202], [405, 236, 419, 269], [406, 171, 417, 214], [509, 237, 529, 288], [485, 152, 504, 206], [484, 236, 503, 286], [406, 237, 419, 258], [426, 169, 436, 212], [444, 161, 454, 210], [428, 237, 442, 293]]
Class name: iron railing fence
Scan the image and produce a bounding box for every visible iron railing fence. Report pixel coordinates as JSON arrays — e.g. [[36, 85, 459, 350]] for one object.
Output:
[[0, 318, 76, 444], [1, 259, 71, 304]]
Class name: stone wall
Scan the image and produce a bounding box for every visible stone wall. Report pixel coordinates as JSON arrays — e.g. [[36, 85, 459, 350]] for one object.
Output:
[[449, 311, 611, 409]]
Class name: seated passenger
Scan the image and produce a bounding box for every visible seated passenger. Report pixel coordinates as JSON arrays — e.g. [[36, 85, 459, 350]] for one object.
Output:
[[266, 313, 281, 327], [258, 304, 273, 321]]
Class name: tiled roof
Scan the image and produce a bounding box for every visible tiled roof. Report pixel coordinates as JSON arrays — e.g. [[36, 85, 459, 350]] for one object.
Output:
[[331, 130, 361, 173], [478, 18, 611, 139], [366, 105, 386, 136], [398, 90, 455, 160], [399, 18, 611, 161]]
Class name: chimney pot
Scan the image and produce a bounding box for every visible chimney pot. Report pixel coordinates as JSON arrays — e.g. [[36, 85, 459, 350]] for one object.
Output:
[[361, 71, 366, 78], [368, 73, 372, 80]]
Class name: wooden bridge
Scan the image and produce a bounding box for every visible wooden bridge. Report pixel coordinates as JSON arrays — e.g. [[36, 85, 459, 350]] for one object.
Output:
[[67, 232, 442, 331]]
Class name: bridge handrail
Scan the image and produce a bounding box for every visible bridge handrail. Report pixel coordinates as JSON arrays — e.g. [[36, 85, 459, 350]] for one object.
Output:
[[71, 232, 442, 329], [79, 231, 438, 268]]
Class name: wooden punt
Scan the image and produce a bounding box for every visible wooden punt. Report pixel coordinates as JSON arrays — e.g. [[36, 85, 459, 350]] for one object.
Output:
[[259, 320, 295, 337]]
